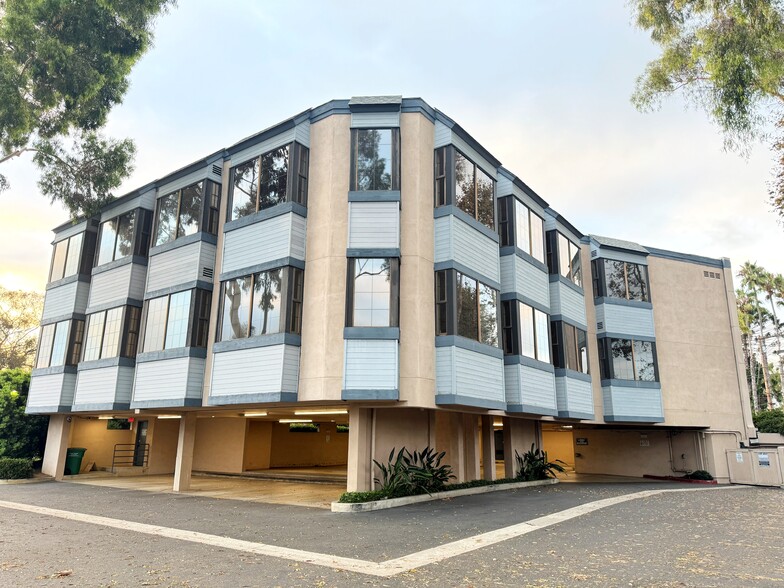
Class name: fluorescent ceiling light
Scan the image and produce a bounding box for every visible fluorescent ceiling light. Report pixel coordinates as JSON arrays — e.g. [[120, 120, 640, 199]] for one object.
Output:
[[244, 412, 268, 417], [97, 416, 114, 420], [157, 415, 181, 419], [294, 409, 348, 416], [279, 419, 312, 424]]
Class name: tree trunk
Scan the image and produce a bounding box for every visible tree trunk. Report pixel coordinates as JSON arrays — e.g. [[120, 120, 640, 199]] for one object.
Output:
[[743, 335, 759, 411], [759, 335, 773, 410], [749, 336, 759, 411]]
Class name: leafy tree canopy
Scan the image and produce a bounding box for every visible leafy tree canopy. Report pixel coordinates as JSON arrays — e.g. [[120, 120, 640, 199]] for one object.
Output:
[[0, 0, 172, 218], [0, 286, 43, 370], [631, 0, 784, 217]]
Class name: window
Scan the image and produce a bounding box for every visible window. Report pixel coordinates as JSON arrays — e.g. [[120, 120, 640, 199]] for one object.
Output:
[[351, 129, 399, 191], [228, 142, 309, 221], [435, 269, 498, 347], [592, 259, 650, 302], [598, 337, 657, 382], [82, 306, 141, 361], [500, 199, 545, 264], [434, 146, 495, 230], [218, 267, 303, 341], [547, 232, 582, 287], [347, 258, 399, 327], [96, 210, 137, 266], [154, 181, 219, 247], [35, 320, 84, 369], [551, 321, 589, 373], [49, 233, 84, 282], [500, 301, 551, 362], [142, 289, 212, 352]]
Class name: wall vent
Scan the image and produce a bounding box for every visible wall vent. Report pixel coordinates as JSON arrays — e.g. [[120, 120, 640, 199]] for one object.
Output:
[[202, 267, 214, 280], [704, 270, 721, 280], [597, 321, 604, 330], [212, 164, 222, 177], [591, 250, 598, 258]]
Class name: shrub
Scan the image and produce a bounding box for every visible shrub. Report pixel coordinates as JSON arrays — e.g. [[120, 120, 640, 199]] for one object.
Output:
[[753, 409, 784, 435], [0, 369, 48, 459], [684, 470, 714, 481], [338, 490, 387, 503], [373, 446, 455, 498], [0, 457, 34, 479], [515, 444, 566, 481]]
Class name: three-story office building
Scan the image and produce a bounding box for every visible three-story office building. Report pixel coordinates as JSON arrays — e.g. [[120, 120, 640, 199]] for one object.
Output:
[[29, 96, 756, 490]]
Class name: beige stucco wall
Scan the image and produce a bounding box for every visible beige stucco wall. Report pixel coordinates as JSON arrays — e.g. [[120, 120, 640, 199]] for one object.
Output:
[[298, 114, 350, 401], [243, 420, 273, 470], [192, 417, 246, 473], [648, 257, 753, 436], [269, 421, 348, 467], [146, 418, 180, 475], [542, 430, 575, 468], [572, 429, 682, 477], [580, 244, 607, 422], [399, 112, 436, 408], [68, 417, 134, 470]]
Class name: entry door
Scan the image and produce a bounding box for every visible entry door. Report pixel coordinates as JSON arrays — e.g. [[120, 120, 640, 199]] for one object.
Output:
[[133, 420, 149, 466]]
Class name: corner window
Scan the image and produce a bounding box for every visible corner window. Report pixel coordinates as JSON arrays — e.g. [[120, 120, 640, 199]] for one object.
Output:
[[218, 266, 303, 341], [49, 233, 84, 282], [35, 319, 84, 369], [435, 269, 498, 347], [96, 210, 136, 266], [142, 289, 212, 352], [547, 232, 582, 287], [347, 258, 399, 327], [598, 337, 657, 382], [228, 142, 309, 221], [500, 301, 550, 362], [592, 259, 649, 302], [351, 129, 399, 191], [82, 306, 141, 361], [551, 321, 588, 373], [500, 198, 545, 263], [434, 146, 495, 230], [154, 181, 219, 247]]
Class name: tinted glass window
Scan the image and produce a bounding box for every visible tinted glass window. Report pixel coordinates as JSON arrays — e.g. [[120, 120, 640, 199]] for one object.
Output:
[[50, 321, 70, 366], [454, 152, 475, 219], [353, 259, 391, 327], [36, 324, 55, 369], [114, 212, 135, 260], [530, 212, 544, 263], [627, 264, 649, 302], [178, 183, 202, 238], [164, 290, 192, 349], [63, 233, 83, 277], [96, 219, 117, 266], [604, 260, 627, 299], [534, 309, 550, 363], [260, 145, 289, 210], [155, 193, 179, 247], [83, 312, 105, 362], [515, 201, 530, 256], [143, 296, 168, 352], [220, 276, 253, 341], [611, 338, 634, 380], [519, 302, 535, 359], [231, 159, 259, 220], [476, 166, 494, 228], [101, 307, 124, 358], [479, 282, 498, 347], [50, 240, 68, 282], [252, 268, 283, 335], [456, 272, 478, 340], [634, 340, 656, 381], [355, 129, 393, 191]]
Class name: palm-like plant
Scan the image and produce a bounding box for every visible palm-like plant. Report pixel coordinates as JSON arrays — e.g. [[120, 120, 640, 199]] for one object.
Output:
[[761, 272, 784, 386], [739, 262, 773, 409]]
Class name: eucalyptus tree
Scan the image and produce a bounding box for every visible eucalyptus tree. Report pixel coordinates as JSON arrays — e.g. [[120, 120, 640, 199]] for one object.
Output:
[[737, 288, 759, 409], [761, 271, 784, 379], [740, 262, 774, 408]]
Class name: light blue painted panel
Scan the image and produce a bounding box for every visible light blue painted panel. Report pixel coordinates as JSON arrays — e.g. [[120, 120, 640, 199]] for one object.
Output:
[[437, 346, 504, 403], [133, 357, 199, 403], [550, 281, 586, 325], [591, 247, 648, 265], [101, 197, 143, 221], [73, 366, 133, 406], [222, 213, 303, 275], [555, 377, 593, 415], [42, 281, 90, 320], [499, 256, 516, 294], [230, 128, 297, 167], [53, 221, 89, 242], [351, 112, 400, 128], [281, 346, 300, 394], [147, 242, 215, 293], [210, 344, 294, 397], [343, 339, 398, 390], [519, 365, 557, 411], [157, 164, 220, 197], [294, 121, 311, 147], [89, 265, 131, 308], [434, 216, 500, 283], [517, 258, 550, 309], [28, 373, 76, 409], [348, 202, 399, 249], [602, 385, 663, 421], [503, 364, 520, 404], [434, 121, 451, 148], [600, 304, 655, 338]]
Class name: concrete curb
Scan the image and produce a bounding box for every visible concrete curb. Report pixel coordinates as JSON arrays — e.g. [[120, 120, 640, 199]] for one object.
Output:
[[0, 476, 54, 485], [331, 478, 558, 513]]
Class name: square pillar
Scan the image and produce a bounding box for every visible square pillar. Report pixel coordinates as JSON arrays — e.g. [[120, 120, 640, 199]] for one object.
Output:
[[481, 415, 496, 481], [173, 413, 197, 492], [503, 417, 540, 478], [41, 415, 72, 480], [347, 407, 373, 491], [463, 414, 480, 481]]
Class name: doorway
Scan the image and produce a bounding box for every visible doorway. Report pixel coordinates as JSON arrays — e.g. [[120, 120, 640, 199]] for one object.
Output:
[[133, 420, 149, 466]]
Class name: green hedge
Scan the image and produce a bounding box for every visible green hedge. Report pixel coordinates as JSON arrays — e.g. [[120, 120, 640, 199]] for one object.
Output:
[[338, 477, 531, 503], [753, 409, 784, 435], [0, 457, 34, 479]]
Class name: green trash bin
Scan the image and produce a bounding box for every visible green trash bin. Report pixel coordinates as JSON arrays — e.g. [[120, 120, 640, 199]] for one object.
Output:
[[64, 447, 87, 475]]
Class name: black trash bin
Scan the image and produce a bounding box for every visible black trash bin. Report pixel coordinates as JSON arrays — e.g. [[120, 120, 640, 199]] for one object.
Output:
[[64, 447, 87, 475]]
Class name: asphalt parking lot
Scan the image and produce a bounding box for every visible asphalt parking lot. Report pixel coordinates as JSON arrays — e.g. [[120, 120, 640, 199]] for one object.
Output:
[[0, 480, 781, 587]]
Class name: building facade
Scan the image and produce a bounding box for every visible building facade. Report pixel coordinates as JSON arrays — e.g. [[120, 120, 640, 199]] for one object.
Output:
[[28, 96, 756, 490]]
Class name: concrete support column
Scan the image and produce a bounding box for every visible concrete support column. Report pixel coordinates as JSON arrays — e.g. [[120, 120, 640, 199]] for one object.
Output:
[[173, 413, 197, 492], [347, 407, 373, 491], [481, 415, 496, 481], [463, 414, 480, 481], [41, 415, 72, 480], [503, 417, 540, 478]]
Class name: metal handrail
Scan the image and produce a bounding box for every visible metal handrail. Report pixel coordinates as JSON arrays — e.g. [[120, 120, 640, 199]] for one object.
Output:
[[111, 443, 149, 472]]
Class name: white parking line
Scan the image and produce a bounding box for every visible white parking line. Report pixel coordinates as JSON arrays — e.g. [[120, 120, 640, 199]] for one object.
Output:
[[0, 485, 745, 578]]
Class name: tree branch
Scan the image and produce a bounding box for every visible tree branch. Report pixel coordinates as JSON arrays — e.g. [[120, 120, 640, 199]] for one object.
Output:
[[0, 147, 37, 165]]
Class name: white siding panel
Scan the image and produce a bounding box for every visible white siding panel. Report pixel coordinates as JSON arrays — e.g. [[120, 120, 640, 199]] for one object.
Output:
[[499, 256, 516, 294], [434, 121, 451, 148], [129, 264, 147, 301], [73, 366, 121, 405], [348, 202, 399, 249], [28, 373, 76, 408], [435, 216, 499, 283], [133, 357, 192, 402], [603, 385, 663, 421], [290, 214, 307, 261], [343, 340, 398, 390], [437, 347, 504, 403], [553, 282, 587, 325], [556, 377, 593, 415], [147, 243, 201, 293], [504, 364, 521, 404], [519, 365, 557, 411], [43, 281, 90, 319], [601, 305, 655, 338], [517, 259, 550, 309], [350, 112, 400, 128], [294, 121, 311, 147], [222, 214, 297, 275], [157, 168, 210, 197], [281, 347, 300, 394], [101, 197, 142, 221], [53, 223, 89, 243], [210, 345, 289, 397], [230, 129, 297, 167], [89, 265, 132, 307]]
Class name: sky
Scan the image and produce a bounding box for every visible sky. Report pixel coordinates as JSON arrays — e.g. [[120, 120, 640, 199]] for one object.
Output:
[[1, 0, 783, 293]]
